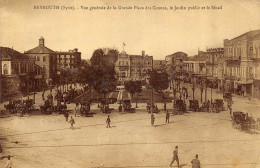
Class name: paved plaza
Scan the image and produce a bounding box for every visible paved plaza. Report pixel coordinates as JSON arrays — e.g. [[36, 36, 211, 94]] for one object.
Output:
[[1, 83, 260, 168]]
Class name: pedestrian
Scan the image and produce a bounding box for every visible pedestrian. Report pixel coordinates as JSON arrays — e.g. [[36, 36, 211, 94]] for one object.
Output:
[[164, 102, 167, 111], [191, 154, 201, 168], [166, 111, 170, 123], [69, 116, 75, 130], [4, 155, 12, 168], [74, 102, 79, 117], [106, 115, 111, 128], [64, 111, 69, 122], [42, 92, 45, 100], [170, 146, 179, 168], [151, 113, 155, 126]]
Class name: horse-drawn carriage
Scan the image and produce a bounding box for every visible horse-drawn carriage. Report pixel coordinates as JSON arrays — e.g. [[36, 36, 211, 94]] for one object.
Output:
[[40, 99, 54, 114], [121, 100, 135, 113], [63, 89, 81, 103], [173, 99, 186, 114], [5, 98, 34, 115], [24, 99, 35, 113], [232, 111, 256, 133], [189, 100, 199, 112], [80, 101, 93, 117], [212, 99, 224, 112], [4, 100, 16, 114]]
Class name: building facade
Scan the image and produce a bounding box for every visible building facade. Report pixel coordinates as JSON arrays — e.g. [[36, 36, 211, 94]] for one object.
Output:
[[183, 48, 224, 89], [153, 60, 166, 72], [165, 52, 188, 73], [0, 47, 43, 100], [25, 37, 81, 85], [115, 50, 153, 83], [223, 30, 260, 97]]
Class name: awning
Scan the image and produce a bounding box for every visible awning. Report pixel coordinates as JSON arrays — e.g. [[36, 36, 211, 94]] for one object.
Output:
[[117, 90, 131, 101], [237, 80, 253, 85], [74, 90, 105, 103], [108, 91, 119, 99]]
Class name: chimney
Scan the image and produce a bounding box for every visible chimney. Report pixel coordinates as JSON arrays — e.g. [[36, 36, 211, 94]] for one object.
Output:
[[39, 37, 44, 46], [142, 50, 145, 57]]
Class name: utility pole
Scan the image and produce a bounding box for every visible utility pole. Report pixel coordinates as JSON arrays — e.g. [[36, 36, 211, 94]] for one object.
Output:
[[211, 54, 214, 104], [205, 69, 207, 104]]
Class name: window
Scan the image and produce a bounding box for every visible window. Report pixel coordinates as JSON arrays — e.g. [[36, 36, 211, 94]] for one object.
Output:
[[3, 64, 8, 75], [126, 61, 128, 65], [119, 61, 121, 65], [249, 46, 253, 51], [43, 66, 46, 73], [37, 56, 40, 61]]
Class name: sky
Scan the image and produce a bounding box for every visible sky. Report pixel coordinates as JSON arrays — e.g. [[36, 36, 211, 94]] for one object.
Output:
[[1, 0, 260, 60]]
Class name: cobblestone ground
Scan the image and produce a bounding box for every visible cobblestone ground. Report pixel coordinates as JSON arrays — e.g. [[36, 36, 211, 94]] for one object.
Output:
[[0, 84, 260, 168]]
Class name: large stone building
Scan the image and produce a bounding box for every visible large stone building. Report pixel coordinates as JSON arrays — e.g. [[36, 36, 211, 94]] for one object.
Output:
[[183, 48, 224, 89], [165, 52, 188, 73], [153, 60, 166, 72], [223, 30, 260, 97], [25, 37, 81, 85], [115, 50, 153, 83], [0, 47, 43, 101]]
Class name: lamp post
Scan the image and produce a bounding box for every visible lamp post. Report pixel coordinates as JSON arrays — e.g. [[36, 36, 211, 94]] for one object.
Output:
[[192, 80, 196, 100], [204, 78, 207, 104], [200, 79, 204, 103]]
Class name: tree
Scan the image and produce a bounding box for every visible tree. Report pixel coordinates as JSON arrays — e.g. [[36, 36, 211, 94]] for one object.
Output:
[[124, 81, 142, 108], [90, 48, 118, 68], [1, 75, 21, 100], [149, 70, 169, 106], [149, 70, 169, 92], [89, 48, 119, 104]]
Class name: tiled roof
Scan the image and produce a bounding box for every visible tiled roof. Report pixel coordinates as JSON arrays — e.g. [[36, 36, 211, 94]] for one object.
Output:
[[166, 52, 188, 58], [25, 45, 54, 54], [0, 47, 31, 60], [230, 29, 260, 41]]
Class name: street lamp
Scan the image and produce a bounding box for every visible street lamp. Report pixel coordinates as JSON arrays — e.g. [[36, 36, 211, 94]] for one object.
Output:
[[200, 80, 204, 103]]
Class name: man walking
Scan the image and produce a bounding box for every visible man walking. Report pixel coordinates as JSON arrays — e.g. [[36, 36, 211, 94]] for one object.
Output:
[[170, 146, 179, 168], [106, 115, 111, 128], [166, 111, 170, 123], [4, 155, 12, 168], [74, 102, 80, 117], [191, 154, 201, 168], [151, 113, 155, 126], [69, 116, 75, 130], [64, 111, 69, 122]]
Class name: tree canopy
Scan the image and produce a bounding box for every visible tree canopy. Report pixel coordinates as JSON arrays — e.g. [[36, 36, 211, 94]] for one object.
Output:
[[88, 48, 119, 97], [124, 80, 142, 96], [149, 70, 169, 92]]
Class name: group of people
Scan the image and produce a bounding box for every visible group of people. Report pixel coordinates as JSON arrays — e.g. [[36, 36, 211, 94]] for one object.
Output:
[[150, 111, 171, 126], [146, 103, 160, 113], [170, 146, 201, 168]]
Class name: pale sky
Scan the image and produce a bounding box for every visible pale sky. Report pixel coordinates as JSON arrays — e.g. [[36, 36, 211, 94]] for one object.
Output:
[[1, 0, 260, 60]]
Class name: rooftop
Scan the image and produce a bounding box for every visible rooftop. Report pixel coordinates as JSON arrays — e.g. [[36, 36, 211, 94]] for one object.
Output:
[[0, 47, 32, 60]]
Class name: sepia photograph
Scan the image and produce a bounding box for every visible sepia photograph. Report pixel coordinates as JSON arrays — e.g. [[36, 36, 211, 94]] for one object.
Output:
[[0, 0, 260, 167]]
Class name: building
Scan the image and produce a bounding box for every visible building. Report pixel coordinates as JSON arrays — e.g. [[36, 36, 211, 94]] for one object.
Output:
[[182, 48, 224, 89], [205, 48, 225, 89], [165, 52, 188, 73], [25, 37, 81, 85], [223, 30, 260, 97], [153, 60, 166, 72], [115, 50, 153, 83], [183, 55, 207, 84], [0, 47, 43, 100]]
